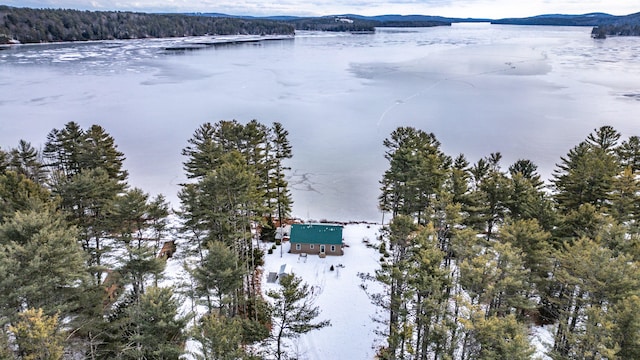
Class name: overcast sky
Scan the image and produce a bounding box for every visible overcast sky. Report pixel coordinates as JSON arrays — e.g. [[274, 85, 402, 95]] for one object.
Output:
[[3, 0, 639, 18]]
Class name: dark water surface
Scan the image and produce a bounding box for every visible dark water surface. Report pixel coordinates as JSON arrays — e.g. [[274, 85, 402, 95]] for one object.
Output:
[[2, 24, 639, 221]]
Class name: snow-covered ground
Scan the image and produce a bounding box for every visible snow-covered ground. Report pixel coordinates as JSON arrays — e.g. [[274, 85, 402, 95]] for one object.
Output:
[[531, 324, 554, 360], [261, 223, 385, 360], [158, 220, 553, 360]]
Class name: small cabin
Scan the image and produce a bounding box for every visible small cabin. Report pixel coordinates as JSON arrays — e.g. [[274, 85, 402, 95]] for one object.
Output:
[[289, 223, 344, 256]]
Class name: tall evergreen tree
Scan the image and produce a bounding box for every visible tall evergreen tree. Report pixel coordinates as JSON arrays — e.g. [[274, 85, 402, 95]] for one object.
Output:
[[374, 215, 417, 359], [43, 122, 127, 182], [53, 168, 123, 283], [192, 313, 247, 360], [379, 127, 450, 221], [80, 125, 128, 181], [43, 121, 85, 178], [269, 122, 293, 223], [182, 122, 221, 179], [266, 274, 330, 360], [553, 127, 621, 212], [8, 139, 47, 185], [610, 166, 640, 228], [109, 188, 168, 301], [551, 238, 640, 359], [0, 206, 88, 326], [0, 170, 50, 223], [191, 241, 245, 314], [616, 135, 640, 172], [123, 287, 187, 359], [407, 224, 454, 359], [468, 312, 535, 360], [499, 219, 553, 302]]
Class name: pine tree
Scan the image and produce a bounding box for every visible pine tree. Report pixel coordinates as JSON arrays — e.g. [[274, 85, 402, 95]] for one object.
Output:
[[10, 308, 64, 360], [0, 170, 50, 223], [123, 287, 187, 359], [448, 154, 471, 206], [506, 159, 555, 229], [553, 133, 619, 212], [44, 123, 128, 284], [269, 122, 293, 223], [551, 238, 640, 358], [464, 153, 511, 241], [192, 313, 246, 360], [586, 125, 621, 151], [43, 121, 85, 178], [612, 294, 640, 359], [8, 139, 47, 185], [80, 125, 128, 181], [499, 218, 553, 297], [407, 224, 454, 359], [468, 312, 535, 360], [616, 135, 640, 172], [0, 328, 11, 359], [267, 274, 330, 360], [379, 127, 450, 221], [374, 215, 417, 359], [191, 241, 245, 314], [43, 122, 127, 181], [0, 206, 87, 325], [109, 188, 168, 301], [53, 168, 123, 283], [182, 122, 222, 179], [610, 166, 640, 228]]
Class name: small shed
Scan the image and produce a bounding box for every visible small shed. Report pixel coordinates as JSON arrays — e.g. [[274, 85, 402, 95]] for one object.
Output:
[[289, 223, 344, 256]]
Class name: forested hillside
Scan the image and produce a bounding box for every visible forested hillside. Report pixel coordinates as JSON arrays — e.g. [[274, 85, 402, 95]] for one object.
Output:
[[0, 5, 294, 44], [591, 12, 640, 38], [366, 125, 640, 359], [286, 16, 449, 32]]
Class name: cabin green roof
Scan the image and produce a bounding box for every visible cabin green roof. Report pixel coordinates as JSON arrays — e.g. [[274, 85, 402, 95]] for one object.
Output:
[[290, 224, 343, 245]]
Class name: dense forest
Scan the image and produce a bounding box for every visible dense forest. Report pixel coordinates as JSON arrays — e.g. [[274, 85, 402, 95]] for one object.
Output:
[[0, 5, 294, 44], [590, 12, 640, 38], [0, 120, 328, 359], [592, 23, 640, 38], [2, 120, 640, 358], [364, 125, 640, 359], [285, 16, 449, 32]]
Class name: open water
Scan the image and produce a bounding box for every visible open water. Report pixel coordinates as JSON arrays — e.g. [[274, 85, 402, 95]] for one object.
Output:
[[1, 23, 640, 221]]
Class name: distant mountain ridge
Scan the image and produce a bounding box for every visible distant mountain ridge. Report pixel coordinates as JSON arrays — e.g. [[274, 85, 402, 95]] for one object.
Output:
[[492, 12, 628, 26], [2, 5, 640, 45], [192, 11, 640, 27], [191, 13, 457, 31], [191, 11, 640, 35]]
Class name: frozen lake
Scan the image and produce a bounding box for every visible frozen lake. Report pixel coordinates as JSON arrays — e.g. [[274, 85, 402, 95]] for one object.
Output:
[[1, 23, 640, 221]]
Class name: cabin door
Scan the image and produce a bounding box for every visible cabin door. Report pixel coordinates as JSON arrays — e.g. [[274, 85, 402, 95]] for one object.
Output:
[[320, 245, 325, 253]]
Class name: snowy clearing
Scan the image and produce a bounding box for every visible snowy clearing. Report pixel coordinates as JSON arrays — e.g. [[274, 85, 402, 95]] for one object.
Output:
[[157, 221, 553, 360], [261, 223, 385, 360]]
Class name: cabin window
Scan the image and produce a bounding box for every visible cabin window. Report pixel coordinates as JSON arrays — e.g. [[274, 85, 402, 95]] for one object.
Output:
[[296, 244, 301, 251], [310, 244, 314, 249], [331, 245, 336, 252]]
